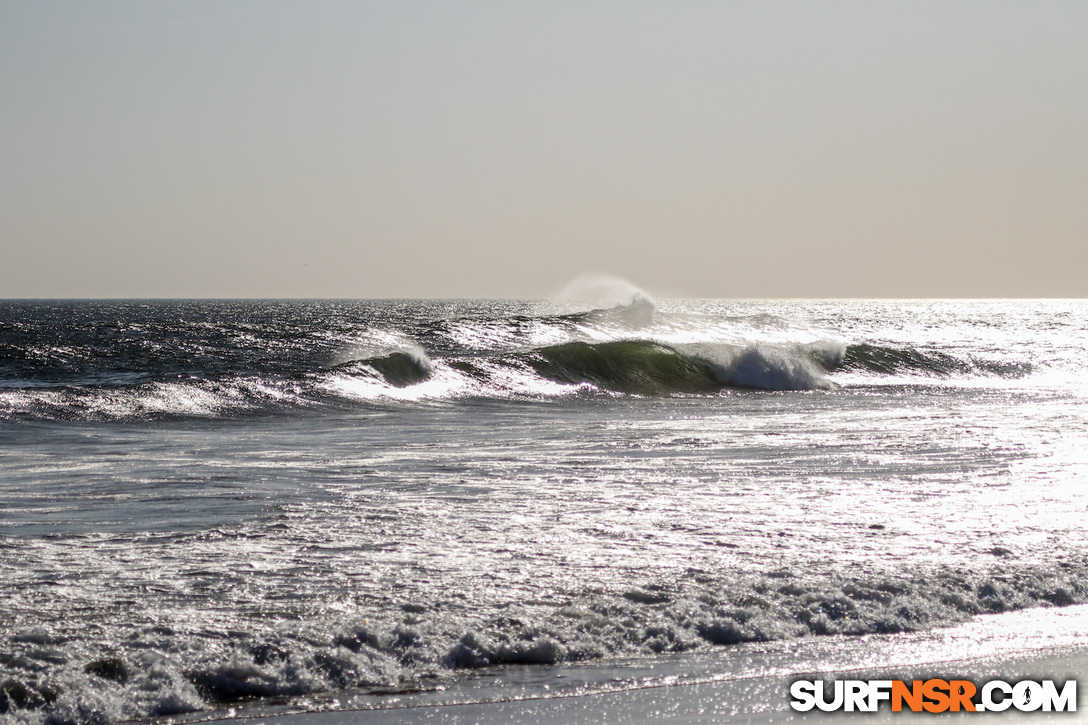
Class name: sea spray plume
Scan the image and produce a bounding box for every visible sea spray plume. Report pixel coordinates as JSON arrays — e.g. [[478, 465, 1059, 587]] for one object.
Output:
[[555, 274, 656, 328]]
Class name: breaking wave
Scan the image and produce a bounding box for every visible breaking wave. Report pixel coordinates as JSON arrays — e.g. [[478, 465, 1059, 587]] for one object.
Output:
[[521, 339, 844, 394], [0, 298, 1044, 422], [329, 352, 434, 388], [0, 338, 847, 421]]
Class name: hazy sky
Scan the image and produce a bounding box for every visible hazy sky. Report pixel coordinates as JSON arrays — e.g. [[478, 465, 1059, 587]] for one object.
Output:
[[2, 1, 1086, 298]]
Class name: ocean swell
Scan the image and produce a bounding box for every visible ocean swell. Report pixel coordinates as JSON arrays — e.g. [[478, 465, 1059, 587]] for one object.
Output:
[[843, 343, 1034, 379], [0, 298, 1051, 423]]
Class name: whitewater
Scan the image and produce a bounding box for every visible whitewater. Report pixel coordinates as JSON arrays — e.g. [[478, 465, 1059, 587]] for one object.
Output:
[[1, 295, 1087, 723]]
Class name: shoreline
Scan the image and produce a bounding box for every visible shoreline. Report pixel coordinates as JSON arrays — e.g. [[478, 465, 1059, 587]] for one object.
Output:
[[182, 604, 1088, 724]]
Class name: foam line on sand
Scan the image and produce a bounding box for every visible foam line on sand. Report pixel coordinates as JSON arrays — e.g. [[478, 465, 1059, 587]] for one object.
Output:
[[189, 605, 1088, 724]]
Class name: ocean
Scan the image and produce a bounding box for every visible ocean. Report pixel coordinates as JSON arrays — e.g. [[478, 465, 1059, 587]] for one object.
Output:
[[1, 294, 1086, 723]]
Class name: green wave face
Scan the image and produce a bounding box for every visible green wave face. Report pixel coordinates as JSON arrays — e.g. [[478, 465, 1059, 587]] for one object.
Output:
[[363, 352, 433, 387], [843, 343, 1032, 379], [528, 340, 722, 396]]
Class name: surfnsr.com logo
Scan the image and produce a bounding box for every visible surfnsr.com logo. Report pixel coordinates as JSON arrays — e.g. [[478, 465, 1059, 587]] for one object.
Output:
[[790, 679, 1077, 713]]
